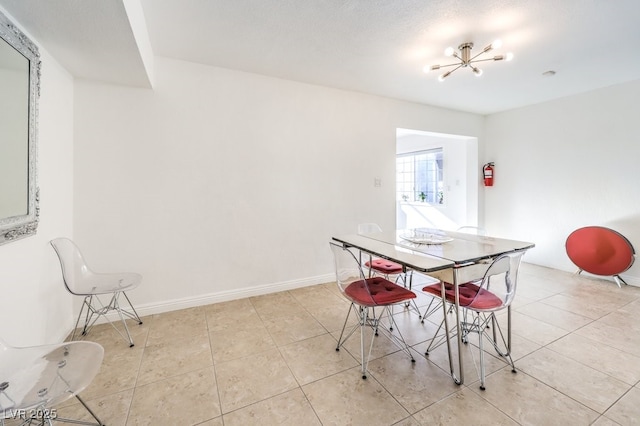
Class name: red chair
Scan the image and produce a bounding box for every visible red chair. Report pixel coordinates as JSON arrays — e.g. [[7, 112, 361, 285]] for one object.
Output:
[[330, 242, 416, 379], [565, 226, 635, 288], [422, 251, 525, 390]]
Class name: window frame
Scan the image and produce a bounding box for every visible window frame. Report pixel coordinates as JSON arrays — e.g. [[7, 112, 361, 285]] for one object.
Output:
[[396, 148, 444, 205]]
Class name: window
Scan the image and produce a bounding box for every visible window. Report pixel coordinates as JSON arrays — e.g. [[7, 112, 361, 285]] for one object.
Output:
[[396, 149, 444, 204]]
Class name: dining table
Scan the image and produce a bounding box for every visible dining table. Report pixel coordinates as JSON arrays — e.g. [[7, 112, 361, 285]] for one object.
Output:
[[332, 227, 535, 385]]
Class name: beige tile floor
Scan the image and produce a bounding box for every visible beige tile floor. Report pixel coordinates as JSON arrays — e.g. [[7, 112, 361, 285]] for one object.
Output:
[[50, 264, 640, 425]]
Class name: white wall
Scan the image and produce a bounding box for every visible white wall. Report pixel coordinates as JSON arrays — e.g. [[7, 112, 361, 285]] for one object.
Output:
[[485, 79, 640, 284], [3, 7, 637, 345], [73, 56, 484, 314], [0, 12, 76, 345]]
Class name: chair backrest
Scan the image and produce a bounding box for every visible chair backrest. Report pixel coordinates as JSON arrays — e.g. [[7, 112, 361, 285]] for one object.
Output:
[[470, 251, 524, 311], [329, 242, 376, 306], [357, 223, 383, 234], [565, 226, 635, 276], [50, 238, 94, 295]]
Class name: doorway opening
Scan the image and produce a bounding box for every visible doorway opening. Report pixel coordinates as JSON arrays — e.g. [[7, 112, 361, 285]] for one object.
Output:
[[396, 128, 479, 231]]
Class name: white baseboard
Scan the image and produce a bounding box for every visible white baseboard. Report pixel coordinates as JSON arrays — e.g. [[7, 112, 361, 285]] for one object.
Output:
[[135, 273, 336, 317], [88, 273, 336, 324]]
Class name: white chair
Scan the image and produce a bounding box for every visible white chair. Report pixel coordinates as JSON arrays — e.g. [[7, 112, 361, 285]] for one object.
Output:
[[0, 338, 104, 426], [50, 238, 143, 347], [330, 242, 416, 379]]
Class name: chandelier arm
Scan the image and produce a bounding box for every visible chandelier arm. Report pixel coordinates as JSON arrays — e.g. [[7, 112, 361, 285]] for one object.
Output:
[[469, 50, 491, 62], [436, 62, 464, 69], [469, 57, 501, 64], [444, 63, 464, 75]]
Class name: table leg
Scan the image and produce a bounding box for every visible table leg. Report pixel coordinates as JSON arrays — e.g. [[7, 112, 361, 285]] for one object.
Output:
[[454, 267, 464, 385], [440, 267, 463, 385], [440, 279, 455, 379]]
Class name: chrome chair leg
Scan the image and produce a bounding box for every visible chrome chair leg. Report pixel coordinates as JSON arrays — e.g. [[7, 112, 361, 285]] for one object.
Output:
[[336, 304, 359, 351], [470, 311, 516, 390], [70, 296, 90, 340], [113, 294, 135, 347], [72, 394, 105, 425], [116, 291, 144, 347], [70, 292, 142, 347], [121, 292, 143, 323], [382, 307, 415, 363], [72, 296, 101, 340], [360, 307, 368, 379], [478, 314, 487, 390], [613, 275, 627, 288], [336, 303, 415, 380], [395, 272, 424, 320], [48, 395, 105, 426]]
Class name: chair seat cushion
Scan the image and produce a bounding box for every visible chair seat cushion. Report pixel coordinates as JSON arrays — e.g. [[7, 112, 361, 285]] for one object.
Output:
[[422, 282, 502, 310], [365, 259, 404, 274], [346, 277, 416, 306]]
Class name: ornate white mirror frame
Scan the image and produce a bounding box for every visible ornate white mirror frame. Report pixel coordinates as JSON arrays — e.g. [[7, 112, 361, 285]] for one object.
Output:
[[0, 10, 40, 245]]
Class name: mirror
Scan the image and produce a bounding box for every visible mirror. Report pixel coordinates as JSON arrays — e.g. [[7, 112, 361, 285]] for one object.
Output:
[[0, 10, 40, 245]]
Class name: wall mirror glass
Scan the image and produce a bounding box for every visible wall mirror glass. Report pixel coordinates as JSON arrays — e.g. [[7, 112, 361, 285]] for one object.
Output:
[[0, 10, 40, 245]]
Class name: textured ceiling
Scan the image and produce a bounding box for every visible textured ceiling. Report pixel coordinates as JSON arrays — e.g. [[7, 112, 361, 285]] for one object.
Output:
[[0, 0, 151, 87], [2, 0, 640, 114]]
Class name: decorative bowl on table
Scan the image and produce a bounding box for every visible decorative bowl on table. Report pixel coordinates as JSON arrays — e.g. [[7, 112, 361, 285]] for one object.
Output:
[[400, 229, 453, 245]]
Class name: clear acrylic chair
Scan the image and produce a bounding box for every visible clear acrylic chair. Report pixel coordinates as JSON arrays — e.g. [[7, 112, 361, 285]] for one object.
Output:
[[0, 338, 104, 426], [330, 242, 416, 379], [357, 223, 423, 320], [357, 223, 401, 279], [419, 225, 489, 322], [422, 251, 525, 390], [50, 238, 143, 347]]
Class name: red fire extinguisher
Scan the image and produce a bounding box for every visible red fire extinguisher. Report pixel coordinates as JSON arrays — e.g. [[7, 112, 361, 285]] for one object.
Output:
[[483, 162, 494, 187]]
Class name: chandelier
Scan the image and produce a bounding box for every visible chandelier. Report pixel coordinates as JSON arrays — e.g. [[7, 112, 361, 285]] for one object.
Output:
[[425, 40, 513, 81]]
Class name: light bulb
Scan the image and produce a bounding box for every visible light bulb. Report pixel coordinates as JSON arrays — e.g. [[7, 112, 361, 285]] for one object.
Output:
[[438, 74, 446, 82], [472, 67, 483, 76], [444, 47, 455, 57], [505, 52, 514, 61], [491, 39, 503, 49]]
